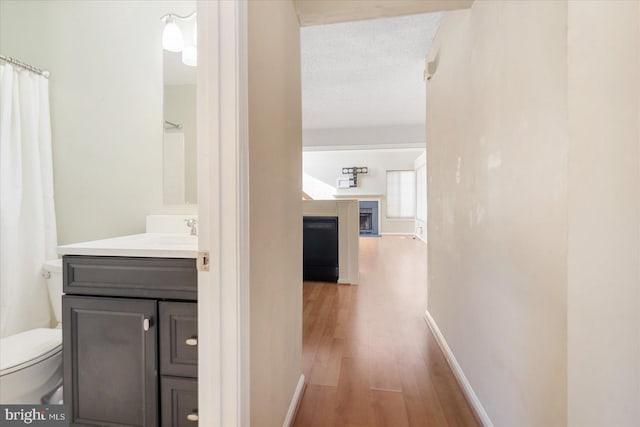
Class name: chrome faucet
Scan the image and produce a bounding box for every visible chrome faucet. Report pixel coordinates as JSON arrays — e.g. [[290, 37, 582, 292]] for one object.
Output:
[[184, 218, 198, 236]]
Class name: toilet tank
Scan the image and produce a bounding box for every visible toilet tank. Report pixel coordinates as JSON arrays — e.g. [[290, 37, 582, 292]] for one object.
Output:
[[42, 259, 63, 325]]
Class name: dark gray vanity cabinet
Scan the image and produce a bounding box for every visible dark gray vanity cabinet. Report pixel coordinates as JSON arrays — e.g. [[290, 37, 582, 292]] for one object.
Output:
[[63, 296, 158, 426], [62, 256, 198, 427]]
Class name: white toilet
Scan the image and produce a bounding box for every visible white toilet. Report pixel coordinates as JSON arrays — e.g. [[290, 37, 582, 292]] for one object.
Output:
[[0, 259, 63, 404]]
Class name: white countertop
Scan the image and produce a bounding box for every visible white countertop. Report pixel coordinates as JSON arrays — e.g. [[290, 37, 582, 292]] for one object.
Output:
[[57, 233, 198, 259]]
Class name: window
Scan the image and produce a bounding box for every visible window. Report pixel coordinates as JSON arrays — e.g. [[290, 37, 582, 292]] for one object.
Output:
[[386, 170, 416, 219], [416, 164, 426, 222]]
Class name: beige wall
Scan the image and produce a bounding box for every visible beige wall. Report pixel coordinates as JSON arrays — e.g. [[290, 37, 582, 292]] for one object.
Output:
[[429, 1, 640, 426], [248, 1, 303, 425], [426, 2, 569, 426], [0, 1, 195, 245], [567, 2, 640, 426]]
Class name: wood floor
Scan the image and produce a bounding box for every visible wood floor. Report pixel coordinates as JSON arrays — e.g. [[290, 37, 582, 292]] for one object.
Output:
[[293, 236, 480, 427]]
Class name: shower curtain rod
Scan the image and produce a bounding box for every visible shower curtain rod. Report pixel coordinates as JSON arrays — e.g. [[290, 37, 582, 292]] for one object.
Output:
[[0, 54, 49, 78]]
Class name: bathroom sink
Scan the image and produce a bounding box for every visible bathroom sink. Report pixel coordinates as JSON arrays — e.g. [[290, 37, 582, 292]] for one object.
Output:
[[57, 233, 198, 259], [125, 233, 197, 246]]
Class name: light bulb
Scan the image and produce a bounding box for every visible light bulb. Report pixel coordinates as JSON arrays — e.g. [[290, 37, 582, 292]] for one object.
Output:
[[182, 45, 197, 67], [162, 19, 184, 52], [193, 21, 197, 46]]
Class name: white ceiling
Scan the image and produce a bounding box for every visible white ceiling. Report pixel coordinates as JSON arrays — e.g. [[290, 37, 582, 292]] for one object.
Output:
[[301, 12, 442, 130]]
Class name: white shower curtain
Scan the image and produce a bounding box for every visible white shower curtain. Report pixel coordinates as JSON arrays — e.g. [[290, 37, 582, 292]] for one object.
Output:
[[0, 63, 57, 338]]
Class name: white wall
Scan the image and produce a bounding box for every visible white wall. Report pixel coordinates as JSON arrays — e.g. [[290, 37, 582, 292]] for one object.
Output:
[[567, 2, 640, 426], [0, 1, 196, 245], [164, 84, 197, 204], [248, 1, 303, 425], [426, 2, 569, 426], [303, 148, 424, 234]]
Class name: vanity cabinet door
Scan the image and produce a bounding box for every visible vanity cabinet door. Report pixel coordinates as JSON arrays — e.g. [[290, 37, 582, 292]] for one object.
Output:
[[63, 296, 158, 427]]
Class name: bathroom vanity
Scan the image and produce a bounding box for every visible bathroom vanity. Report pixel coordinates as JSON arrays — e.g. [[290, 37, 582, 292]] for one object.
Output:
[[58, 233, 198, 427]]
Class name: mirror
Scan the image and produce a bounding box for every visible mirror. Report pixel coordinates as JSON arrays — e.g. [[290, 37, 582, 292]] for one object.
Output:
[[162, 3, 197, 205], [0, 1, 200, 246]]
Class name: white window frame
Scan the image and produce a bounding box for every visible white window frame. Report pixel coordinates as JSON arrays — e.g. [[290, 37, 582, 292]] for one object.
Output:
[[416, 164, 426, 222], [385, 170, 416, 219]]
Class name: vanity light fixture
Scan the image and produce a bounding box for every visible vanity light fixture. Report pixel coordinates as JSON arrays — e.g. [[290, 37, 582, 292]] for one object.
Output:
[[161, 11, 197, 66], [162, 17, 184, 52]]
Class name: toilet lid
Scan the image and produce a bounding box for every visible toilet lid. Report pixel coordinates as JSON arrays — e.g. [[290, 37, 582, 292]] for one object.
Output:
[[0, 328, 62, 375], [43, 258, 62, 274]]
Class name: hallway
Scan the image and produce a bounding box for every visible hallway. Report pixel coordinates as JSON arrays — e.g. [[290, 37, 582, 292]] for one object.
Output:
[[294, 236, 480, 427]]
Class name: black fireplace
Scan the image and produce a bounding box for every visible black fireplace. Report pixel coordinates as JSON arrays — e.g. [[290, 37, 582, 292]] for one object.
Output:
[[360, 212, 373, 231], [359, 201, 379, 236], [303, 217, 339, 282]]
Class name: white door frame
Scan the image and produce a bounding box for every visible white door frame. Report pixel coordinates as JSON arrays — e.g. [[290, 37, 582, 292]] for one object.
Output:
[[197, 1, 250, 426]]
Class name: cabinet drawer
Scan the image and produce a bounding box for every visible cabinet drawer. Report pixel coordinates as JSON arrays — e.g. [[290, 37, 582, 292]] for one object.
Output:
[[161, 377, 198, 427], [160, 302, 198, 377], [64, 255, 197, 300]]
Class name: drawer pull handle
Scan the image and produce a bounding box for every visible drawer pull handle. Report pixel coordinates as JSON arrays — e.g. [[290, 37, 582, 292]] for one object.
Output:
[[185, 337, 198, 346], [187, 412, 199, 422]]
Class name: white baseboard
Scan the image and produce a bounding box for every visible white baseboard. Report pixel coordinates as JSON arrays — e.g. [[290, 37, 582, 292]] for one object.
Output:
[[379, 232, 426, 243], [283, 374, 306, 427], [423, 311, 494, 427]]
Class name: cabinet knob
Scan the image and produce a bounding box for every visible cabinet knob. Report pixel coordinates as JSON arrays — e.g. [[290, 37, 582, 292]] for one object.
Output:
[[187, 412, 199, 422], [185, 337, 198, 346], [143, 318, 150, 331]]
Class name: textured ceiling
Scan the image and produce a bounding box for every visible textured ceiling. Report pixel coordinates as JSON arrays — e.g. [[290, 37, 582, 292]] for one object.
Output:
[[301, 12, 442, 130]]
